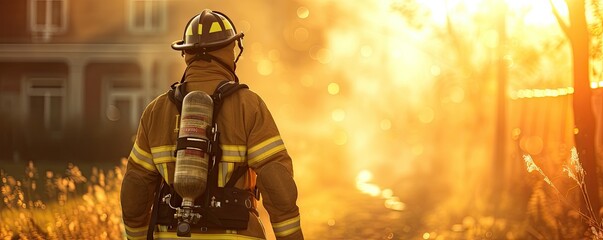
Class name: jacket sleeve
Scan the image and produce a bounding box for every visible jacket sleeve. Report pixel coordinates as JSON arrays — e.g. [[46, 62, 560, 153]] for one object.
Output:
[[245, 95, 304, 240], [121, 107, 161, 240]]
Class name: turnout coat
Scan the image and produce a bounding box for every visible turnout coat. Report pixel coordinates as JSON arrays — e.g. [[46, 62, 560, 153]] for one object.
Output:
[[120, 54, 303, 240]]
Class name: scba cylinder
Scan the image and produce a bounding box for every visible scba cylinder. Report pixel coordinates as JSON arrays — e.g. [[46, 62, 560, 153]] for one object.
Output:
[[174, 91, 214, 207]]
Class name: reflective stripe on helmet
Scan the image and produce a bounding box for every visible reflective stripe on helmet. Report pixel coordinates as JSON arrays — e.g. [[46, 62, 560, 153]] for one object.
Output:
[[209, 22, 222, 33], [186, 19, 235, 36], [172, 9, 243, 51]]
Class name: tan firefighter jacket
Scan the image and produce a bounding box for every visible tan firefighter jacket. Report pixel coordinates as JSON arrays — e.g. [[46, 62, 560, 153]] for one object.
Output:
[[120, 51, 303, 240]]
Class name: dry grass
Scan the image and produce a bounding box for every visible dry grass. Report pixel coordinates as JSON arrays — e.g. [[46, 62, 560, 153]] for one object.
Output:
[[1, 153, 598, 240], [0, 159, 127, 240], [524, 147, 603, 239]]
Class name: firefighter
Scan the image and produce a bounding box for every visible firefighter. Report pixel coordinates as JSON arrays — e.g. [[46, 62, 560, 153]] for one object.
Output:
[[120, 9, 304, 240]]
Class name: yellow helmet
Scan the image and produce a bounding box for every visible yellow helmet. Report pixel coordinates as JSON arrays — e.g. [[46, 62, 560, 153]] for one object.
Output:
[[172, 9, 243, 52]]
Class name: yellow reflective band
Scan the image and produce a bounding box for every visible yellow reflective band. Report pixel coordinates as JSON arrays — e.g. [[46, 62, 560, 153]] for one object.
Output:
[[198, 24, 203, 35], [275, 226, 301, 238], [155, 232, 263, 240], [222, 19, 233, 30], [221, 144, 247, 163], [249, 136, 281, 153], [209, 22, 222, 33], [247, 136, 285, 166], [152, 145, 175, 153], [221, 144, 247, 151], [134, 142, 152, 159], [272, 215, 300, 228], [152, 145, 176, 164], [222, 155, 246, 162], [218, 162, 235, 187], [248, 144, 285, 166], [272, 215, 301, 237], [125, 224, 148, 239], [130, 153, 154, 171], [186, 24, 193, 36], [157, 163, 170, 184], [127, 236, 146, 240], [130, 144, 156, 172], [125, 224, 148, 232]]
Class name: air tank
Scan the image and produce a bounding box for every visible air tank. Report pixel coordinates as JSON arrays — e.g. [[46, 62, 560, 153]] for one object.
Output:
[[174, 90, 213, 209]]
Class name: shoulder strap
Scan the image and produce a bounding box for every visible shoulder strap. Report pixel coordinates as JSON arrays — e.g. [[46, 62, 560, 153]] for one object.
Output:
[[167, 82, 185, 114], [210, 80, 248, 118], [167, 80, 248, 115]]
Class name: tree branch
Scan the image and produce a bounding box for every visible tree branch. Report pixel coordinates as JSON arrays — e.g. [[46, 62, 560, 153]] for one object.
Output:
[[549, 0, 571, 40]]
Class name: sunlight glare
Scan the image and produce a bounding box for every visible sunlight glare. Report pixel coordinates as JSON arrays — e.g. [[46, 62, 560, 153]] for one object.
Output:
[[504, 0, 568, 26]]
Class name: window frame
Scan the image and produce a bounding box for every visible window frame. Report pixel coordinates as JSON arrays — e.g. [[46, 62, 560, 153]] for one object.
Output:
[[22, 77, 67, 132], [127, 0, 167, 34], [28, 0, 69, 37], [101, 76, 145, 131]]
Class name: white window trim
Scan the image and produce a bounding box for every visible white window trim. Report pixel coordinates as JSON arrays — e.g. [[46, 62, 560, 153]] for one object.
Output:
[[21, 77, 67, 131], [127, 0, 167, 34], [101, 76, 144, 130], [28, 0, 69, 40]]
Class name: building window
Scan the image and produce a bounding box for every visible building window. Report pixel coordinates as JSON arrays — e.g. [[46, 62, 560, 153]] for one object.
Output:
[[24, 78, 66, 132], [128, 0, 166, 33], [103, 78, 144, 131], [29, 0, 68, 41]]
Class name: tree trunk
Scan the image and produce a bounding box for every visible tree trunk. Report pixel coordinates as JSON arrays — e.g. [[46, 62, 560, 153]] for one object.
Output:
[[567, 0, 600, 218]]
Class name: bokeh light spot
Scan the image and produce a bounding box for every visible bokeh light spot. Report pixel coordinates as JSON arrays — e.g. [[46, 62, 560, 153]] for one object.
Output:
[[380, 119, 391, 130], [381, 188, 393, 198], [412, 145, 424, 156], [360, 45, 373, 58], [333, 130, 348, 145], [430, 65, 441, 76], [418, 107, 434, 124], [268, 49, 280, 62], [327, 219, 335, 226], [328, 82, 340, 95], [106, 105, 120, 121], [239, 20, 251, 33], [293, 27, 309, 42], [511, 128, 521, 140], [257, 59, 273, 76], [297, 6, 310, 19], [331, 108, 346, 122], [316, 48, 332, 64], [449, 86, 465, 103], [520, 135, 544, 155]]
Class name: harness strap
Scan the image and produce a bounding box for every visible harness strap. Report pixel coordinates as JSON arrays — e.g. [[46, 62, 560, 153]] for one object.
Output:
[[225, 165, 249, 188], [147, 180, 165, 240], [174, 137, 210, 157]]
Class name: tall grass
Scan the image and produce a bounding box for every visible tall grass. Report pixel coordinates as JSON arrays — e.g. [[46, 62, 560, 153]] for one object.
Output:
[[524, 147, 603, 239], [0, 159, 127, 240]]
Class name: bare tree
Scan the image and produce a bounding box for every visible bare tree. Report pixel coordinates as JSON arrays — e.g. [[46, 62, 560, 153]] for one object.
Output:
[[549, 0, 600, 218]]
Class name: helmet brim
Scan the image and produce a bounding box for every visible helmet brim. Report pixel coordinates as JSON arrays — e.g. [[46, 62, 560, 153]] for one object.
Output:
[[171, 33, 244, 51]]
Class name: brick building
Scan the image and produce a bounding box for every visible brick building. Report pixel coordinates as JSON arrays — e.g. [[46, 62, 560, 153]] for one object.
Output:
[[0, 0, 295, 164]]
